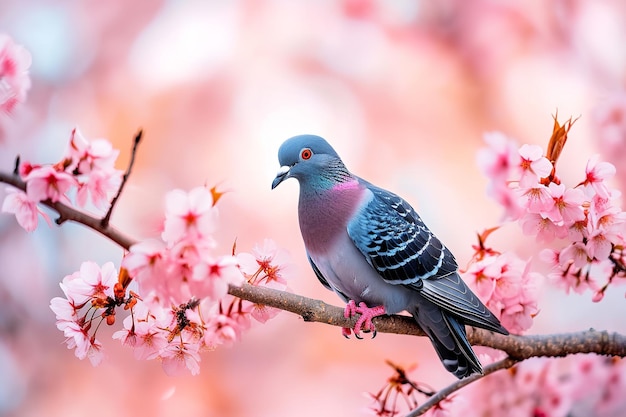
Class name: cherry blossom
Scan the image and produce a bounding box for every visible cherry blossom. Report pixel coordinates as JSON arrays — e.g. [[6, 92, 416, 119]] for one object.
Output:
[[464, 250, 540, 334], [479, 130, 626, 301], [49, 262, 124, 366], [24, 165, 76, 203], [65, 128, 120, 174], [582, 155, 616, 198], [541, 183, 586, 225], [0, 34, 31, 114], [160, 332, 202, 376], [190, 255, 243, 300], [518, 144, 552, 187], [1, 187, 51, 231], [476, 131, 520, 180], [476, 132, 524, 220], [452, 355, 626, 417], [518, 183, 553, 214], [238, 238, 293, 287], [76, 168, 122, 209], [162, 186, 217, 244]]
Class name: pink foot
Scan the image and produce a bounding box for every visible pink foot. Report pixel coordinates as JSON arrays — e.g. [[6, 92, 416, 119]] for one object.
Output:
[[342, 300, 386, 339]]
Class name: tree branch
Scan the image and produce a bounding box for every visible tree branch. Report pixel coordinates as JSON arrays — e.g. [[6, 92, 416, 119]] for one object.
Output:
[[406, 357, 519, 416], [0, 171, 136, 250], [2, 168, 625, 358], [2, 168, 625, 416]]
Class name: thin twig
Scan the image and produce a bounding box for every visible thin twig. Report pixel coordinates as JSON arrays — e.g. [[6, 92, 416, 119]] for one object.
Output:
[[13, 155, 20, 175], [405, 357, 519, 417], [101, 129, 142, 227]]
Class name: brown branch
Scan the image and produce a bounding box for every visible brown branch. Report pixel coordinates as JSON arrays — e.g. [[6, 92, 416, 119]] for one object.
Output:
[[2, 167, 625, 358], [229, 282, 626, 357], [2, 168, 626, 415], [0, 171, 136, 250], [101, 129, 142, 227]]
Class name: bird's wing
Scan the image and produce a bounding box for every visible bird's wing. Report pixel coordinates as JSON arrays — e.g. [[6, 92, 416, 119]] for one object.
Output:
[[347, 183, 507, 333], [307, 253, 349, 302], [346, 182, 458, 285], [307, 253, 332, 290]]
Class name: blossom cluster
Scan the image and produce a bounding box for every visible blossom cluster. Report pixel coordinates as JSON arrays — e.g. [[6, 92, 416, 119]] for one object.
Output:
[[477, 123, 626, 300], [463, 242, 541, 335], [453, 354, 626, 417], [2, 128, 123, 230], [368, 353, 626, 417], [49, 261, 136, 366], [122, 186, 243, 305], [47, 180, 293, 375], [0, 34, 31, 114], [114, 238, 292, 375]]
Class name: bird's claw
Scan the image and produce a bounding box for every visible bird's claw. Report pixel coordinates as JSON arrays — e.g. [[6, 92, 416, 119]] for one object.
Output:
[[342, 300, 385, 339]]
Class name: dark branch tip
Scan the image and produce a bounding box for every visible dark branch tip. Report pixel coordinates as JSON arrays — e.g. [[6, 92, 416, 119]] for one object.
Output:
[[13, 155, 20, 175]]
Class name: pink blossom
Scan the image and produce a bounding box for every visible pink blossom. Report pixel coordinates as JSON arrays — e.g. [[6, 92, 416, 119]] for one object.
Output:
[[586, 229, 613, 261], [560, 243, 589, 269], [464, 257, 498, 300], [238, 238, 293, 286], [466, 252, 540, 334], [24, 165, 76, 203], [518, 144, 552, 187], [1, 187, 51, 231], [66, 128, 120, 174], [541, 183, 586, 225], [0, 34, 31, 114], [567, 219, 589, 243], [76, 169, 122, 209], [582, 155, 616, 199], [191, 255, 243, 300], [476, 131, 521, 179], [520, 213, 568, 243], [477, 132, 526, 220], [160, 334, 202, 376], [113, 298, 170, 360], [162, 187, 217, 244], [62, 320, 104, 366], [489, 182, 525, 221], [124, 239, 166, 275], [519, 183, 553, 214], [68, 261, 117, 304], [589, 193, 626, 235], [500, 283, 539, 334], [49, 296, 78, 323], [204, 312, 242, 347], [49, 261, 124, 365]]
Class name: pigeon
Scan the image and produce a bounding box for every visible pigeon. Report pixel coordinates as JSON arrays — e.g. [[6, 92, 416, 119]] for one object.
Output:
[[271, 134, 508, 378]]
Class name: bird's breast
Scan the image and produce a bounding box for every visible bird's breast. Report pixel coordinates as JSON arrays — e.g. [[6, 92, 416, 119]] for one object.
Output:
[[298, 181, 366, 255]]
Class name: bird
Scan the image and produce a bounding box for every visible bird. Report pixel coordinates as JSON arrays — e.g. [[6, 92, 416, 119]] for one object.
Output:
[[271, 134, 508, 379]]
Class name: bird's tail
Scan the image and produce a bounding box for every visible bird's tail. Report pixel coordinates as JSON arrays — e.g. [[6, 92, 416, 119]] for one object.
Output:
[[412, 300, 482, 379]]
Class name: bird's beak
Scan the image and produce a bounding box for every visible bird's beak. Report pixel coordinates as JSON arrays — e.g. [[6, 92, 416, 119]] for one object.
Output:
[[271, 165, 291, 189]]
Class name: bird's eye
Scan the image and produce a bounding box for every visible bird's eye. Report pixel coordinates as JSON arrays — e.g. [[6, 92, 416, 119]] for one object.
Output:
[[300, 148, 312, 160]]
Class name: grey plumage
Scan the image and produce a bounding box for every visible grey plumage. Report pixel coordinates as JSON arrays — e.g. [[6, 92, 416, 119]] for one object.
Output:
[[272, 134, 508, 378]]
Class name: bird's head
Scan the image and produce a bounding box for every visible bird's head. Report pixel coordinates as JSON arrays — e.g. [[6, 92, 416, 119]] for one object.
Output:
[[271, 135, 347, 189]]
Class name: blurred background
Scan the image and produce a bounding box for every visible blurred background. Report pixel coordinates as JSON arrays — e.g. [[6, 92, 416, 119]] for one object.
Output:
[[1, 0, 626, 416]]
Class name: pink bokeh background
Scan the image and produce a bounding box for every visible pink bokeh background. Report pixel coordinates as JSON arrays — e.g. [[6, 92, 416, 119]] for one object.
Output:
[[1, 1, 626, 416]]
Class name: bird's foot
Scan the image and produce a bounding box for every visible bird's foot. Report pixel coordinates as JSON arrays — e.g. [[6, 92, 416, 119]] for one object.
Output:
[[342, 300, 386, 339]]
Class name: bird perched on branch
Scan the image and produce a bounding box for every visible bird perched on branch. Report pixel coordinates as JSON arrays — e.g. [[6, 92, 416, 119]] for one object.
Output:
[[271, 135, 508, 379]]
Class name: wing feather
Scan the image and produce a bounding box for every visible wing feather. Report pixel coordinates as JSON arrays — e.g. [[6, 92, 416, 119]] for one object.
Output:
[[347, 181, 508, 334]]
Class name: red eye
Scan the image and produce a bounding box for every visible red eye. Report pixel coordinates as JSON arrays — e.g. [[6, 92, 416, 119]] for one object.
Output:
[[300, 148, 312, 160]]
